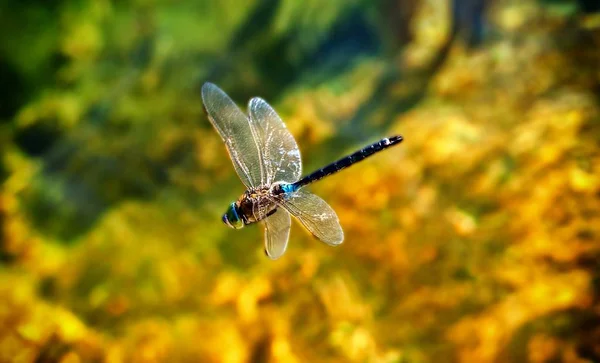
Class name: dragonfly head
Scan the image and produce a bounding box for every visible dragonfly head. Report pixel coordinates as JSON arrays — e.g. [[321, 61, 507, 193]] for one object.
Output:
[[222, 202, 244, 229]]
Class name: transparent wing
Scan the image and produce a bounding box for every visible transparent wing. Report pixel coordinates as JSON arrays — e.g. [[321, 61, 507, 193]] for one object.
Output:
[[279, 190, 344, 246], [201, 83, 262, 188], [248, 97, 302, 185], [263, 208, 291, 260]]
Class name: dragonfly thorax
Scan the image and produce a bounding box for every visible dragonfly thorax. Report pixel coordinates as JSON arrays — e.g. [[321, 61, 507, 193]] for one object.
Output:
[[224, 184, 290, 229], [233, 184, 288, 226]]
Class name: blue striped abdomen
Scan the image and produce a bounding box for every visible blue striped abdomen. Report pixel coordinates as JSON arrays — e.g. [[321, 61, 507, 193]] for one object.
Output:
[[292, 136, 403, 189]]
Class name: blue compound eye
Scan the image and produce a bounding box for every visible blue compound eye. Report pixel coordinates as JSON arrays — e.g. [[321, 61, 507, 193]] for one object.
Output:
[[223, 203, 244, 229]]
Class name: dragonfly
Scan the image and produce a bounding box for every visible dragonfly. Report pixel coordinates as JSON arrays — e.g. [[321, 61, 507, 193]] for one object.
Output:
[[202, 82, 403, 259]]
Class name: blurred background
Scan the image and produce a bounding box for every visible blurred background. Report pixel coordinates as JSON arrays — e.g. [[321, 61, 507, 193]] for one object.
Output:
[[1, 0, 600, 362]]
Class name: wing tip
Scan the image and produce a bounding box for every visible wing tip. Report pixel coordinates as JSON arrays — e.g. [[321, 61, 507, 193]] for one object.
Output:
[[331, 236, 344, 246], [264, 248, 282, 260], [201, 81, 215, 92], [201, 82, 226, 103], [201, 82, 214, 101], [247, 96, 267, 111], [311, 232, 344, 246]]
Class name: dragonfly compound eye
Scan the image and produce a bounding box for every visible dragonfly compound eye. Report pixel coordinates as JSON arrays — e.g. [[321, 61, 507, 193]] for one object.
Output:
[[223, 202, 244, 229]]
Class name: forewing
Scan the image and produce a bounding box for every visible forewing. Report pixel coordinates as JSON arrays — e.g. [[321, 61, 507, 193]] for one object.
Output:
[[280, 190, 344, 246], [248, 97, 302, 185], [264, 208, 291, 260], [201, 83, 262, 188]]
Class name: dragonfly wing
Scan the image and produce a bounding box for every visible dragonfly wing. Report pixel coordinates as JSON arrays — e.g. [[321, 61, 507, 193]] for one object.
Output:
[[280, 190, 344, 246], [248, 97, 302, 185], [263, 208, 291, 260], [202, 82, 263, 188]]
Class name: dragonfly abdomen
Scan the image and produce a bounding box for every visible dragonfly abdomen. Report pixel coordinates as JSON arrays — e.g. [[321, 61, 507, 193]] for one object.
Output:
[[292, 135, 403, 189]]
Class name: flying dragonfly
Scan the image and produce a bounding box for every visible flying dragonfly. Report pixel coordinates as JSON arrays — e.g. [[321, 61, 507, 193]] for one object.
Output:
[[202, 82, 403, 259]]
